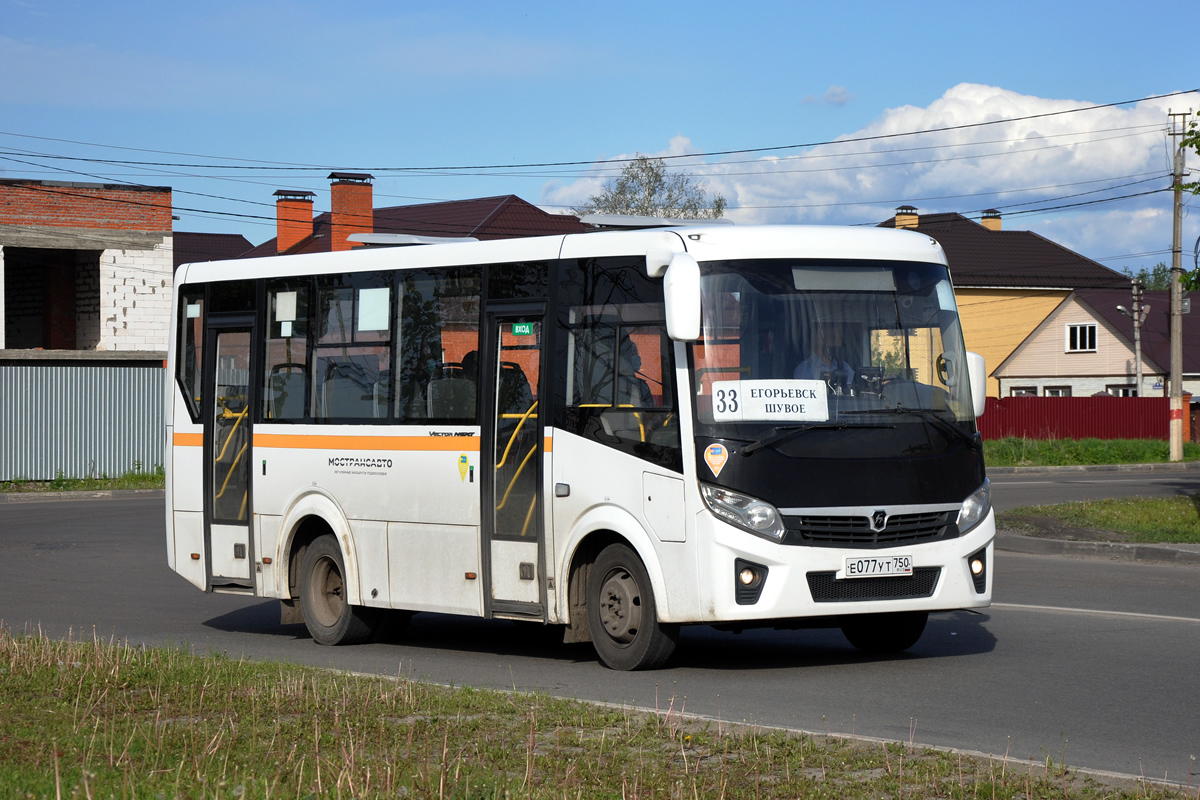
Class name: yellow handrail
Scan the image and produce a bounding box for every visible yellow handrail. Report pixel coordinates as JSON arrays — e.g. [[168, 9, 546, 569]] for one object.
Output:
[[519, 495, 537, 537], [213, 400, 248, 464], [496, 401, 538, 469], [214, 442, 247, 501], [496, 444, 538, 511]]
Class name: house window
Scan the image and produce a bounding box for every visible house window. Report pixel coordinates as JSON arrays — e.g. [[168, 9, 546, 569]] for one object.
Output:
[[1106, 384, 1136, 397], [1043, 386, 1072, 397], [1066, 323, 1096, 352], [1010, 386, 1037, 397]]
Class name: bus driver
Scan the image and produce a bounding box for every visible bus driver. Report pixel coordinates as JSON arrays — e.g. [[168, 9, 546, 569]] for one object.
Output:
[[794, 321, 854, 388]]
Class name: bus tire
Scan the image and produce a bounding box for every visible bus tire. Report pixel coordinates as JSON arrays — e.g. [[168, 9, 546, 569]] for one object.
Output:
[[587, 544, 678, 670], [299, 534, 379, 646], [840, 611, 928, 654]]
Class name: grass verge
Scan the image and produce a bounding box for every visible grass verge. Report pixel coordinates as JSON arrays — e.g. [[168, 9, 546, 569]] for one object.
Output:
[[983, 437, 1200, 468], [0, 464, 164, 494], [998, 495, 1200, 544], [1, 440, 1195, 493], [0, 626, 1190, 799]]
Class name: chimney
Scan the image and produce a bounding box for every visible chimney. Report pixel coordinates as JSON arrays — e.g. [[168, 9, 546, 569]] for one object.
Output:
[[274, 190, 316, 253], [328, 172, 374, 252], [894, 205, 919, 230], [981, 209, 1002, 231]]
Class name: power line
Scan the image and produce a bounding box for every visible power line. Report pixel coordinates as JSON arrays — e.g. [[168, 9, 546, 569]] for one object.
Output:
[[0, 88, 1194, 173], [0, 123, 1163, 179]]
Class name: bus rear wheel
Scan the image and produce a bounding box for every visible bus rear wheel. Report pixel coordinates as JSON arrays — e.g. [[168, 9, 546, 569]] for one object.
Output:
[[300, 534, 379, 646], [587, 544, 678, 670], [841, 611, 928, 654]]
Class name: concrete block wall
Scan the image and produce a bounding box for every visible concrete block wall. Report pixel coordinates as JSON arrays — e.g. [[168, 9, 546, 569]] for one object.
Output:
[[100, 236, 173, 351]]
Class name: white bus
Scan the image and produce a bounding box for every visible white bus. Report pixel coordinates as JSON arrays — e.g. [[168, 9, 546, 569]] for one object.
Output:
[[166, 223, 993, 670]]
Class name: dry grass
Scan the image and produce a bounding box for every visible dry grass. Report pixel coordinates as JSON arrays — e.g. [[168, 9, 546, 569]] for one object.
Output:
[[0, 625, 1193, 799]]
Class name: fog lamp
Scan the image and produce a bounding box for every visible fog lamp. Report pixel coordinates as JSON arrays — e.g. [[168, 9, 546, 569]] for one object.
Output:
[[970, 559, 984, 575], [739, 567, 757, 585]]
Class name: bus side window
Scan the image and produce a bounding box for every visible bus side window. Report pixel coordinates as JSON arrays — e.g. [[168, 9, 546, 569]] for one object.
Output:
[[175, 287, 205, 422], [313, 277, 392, 422], [556, 258, 682, 473], [263, 282, 310, 421], [396, 269, 481, 424]]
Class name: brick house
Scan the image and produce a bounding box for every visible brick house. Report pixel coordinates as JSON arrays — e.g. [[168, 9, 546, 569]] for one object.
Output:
[[878, 207, 1127, 396], [240, 172, 587, 258], [0, 179, 174, 351]]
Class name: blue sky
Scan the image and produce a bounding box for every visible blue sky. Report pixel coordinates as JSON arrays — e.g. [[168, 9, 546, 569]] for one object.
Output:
[[1, 0, 1196, 274]]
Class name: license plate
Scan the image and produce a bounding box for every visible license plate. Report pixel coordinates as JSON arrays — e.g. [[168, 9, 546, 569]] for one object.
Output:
[[843, 554, 913, 578]]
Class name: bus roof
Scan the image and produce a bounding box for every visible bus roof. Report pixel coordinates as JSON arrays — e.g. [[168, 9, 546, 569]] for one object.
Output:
[[175, 225, 948, 285]]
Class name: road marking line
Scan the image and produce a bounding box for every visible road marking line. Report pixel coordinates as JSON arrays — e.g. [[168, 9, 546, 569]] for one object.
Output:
[[995, 479, 1189, 485], [991, 602, 1200, 624]]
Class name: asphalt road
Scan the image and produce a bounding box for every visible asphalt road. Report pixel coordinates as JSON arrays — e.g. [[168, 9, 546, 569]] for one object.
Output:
[[1, 492, 1197, 781], [990, 467, 1200, 511]]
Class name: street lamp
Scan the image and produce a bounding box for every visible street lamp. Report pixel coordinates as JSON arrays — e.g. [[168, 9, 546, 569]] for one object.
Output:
[[1116, 280, 1150, 396]]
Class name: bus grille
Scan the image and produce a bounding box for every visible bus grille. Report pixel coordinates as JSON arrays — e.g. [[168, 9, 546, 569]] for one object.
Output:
[[783, 511, 955, 547], [806, 567, 941, 602]]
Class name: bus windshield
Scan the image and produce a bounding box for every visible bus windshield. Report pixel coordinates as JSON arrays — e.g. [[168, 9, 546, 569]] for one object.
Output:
[[691, 259, 974, 444]]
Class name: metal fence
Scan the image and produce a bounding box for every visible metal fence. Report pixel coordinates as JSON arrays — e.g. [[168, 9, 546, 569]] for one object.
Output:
[[977, 396, 1187, 441], [0, 358, 165, 481]]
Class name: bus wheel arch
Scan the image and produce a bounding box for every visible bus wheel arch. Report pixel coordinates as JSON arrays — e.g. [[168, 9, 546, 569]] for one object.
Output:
[[562, 530, 624, 644], [279, 491, 363, 607]]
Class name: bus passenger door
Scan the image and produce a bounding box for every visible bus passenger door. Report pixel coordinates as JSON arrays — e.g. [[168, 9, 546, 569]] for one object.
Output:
[[203, 320, 255, 591], [482, 307, 545, 618]]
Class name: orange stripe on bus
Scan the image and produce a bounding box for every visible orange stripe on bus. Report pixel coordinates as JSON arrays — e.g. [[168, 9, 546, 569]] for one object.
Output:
[[543, 436, 553, 453], [173, 433, 203, 447], [253, 433, 481, 452]]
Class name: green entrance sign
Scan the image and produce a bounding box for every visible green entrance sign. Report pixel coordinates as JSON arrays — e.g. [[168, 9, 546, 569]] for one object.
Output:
[[511, 322, 534, 336]]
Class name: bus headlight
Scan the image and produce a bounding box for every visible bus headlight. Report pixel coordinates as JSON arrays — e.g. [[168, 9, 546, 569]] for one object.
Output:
[[701, 484, 787, 542], [956, 479, 991, 534]]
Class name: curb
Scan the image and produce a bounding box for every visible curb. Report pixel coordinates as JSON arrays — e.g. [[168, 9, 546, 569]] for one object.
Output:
[[995, 531, 1200, 566], [1, 489, 165, 504], [988, 461, 1200, 475]]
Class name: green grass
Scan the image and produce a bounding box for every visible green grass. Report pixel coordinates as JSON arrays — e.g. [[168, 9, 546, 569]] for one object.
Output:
[[0, 627, 1185, 799], [983, 437, 1200, 467], [0, 439, 1193, 494], [0, 464, 164, 494], [999, 494, 1200, 544]]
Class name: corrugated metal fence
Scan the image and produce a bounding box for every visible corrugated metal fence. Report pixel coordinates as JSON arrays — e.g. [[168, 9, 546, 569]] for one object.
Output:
[[977, 396, 1185, 440], [0, 359, 164, 480]]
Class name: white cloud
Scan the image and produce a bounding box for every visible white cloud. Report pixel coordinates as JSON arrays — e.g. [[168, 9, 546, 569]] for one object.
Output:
[[803, 85, 853, 106], [543, 84, 1199, 270]]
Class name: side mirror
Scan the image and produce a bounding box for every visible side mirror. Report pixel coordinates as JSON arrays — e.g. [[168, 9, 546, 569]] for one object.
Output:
[[966, 351, 987, 418], [663, 252, 701, 341]]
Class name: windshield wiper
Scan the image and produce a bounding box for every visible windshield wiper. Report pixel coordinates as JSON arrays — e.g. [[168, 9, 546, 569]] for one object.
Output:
[[842, 407, 980, 450], [741, 421, 893, 456]]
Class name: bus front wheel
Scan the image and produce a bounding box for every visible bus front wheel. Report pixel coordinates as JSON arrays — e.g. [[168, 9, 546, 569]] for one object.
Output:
[[299, 534, 379, 646], [841, 611, 928, 654], [587, 544, 678, 670]]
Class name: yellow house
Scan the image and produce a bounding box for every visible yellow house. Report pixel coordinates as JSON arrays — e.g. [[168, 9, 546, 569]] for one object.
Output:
[[879, 207, 1127, 397]]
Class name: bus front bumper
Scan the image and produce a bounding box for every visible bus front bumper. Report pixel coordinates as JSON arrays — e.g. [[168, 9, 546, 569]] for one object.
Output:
[[687, 510, 995, 624]]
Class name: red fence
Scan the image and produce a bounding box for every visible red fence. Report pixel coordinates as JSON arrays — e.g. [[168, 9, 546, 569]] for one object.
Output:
[[977, 396, 1189, 441]]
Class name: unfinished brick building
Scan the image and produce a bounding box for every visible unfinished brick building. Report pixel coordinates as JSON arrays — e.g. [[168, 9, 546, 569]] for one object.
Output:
[[0, 179, 173, 351]]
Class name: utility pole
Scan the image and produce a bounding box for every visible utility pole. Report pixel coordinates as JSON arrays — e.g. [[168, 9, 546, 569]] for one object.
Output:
[[1168, 109, 1191, 461]]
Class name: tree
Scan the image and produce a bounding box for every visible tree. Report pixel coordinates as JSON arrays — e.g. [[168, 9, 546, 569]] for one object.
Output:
[[573, 155, 726, 220], [1121, 263, 1173, 291], [1179, 121, 1200, 289]]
